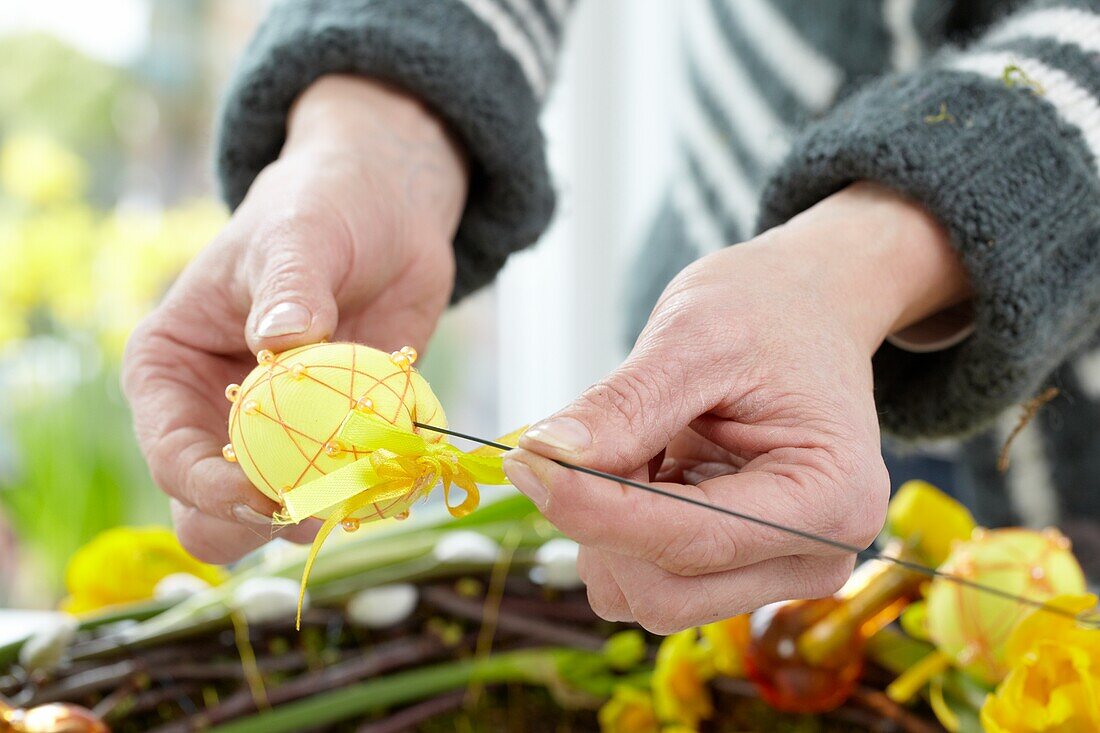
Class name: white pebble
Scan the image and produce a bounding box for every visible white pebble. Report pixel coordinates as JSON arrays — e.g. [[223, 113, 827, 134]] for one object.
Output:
[[432, 531, 501, 564], [228, 577, 307, 624], [347, 584, 419, 628], [531, 538, 583, 590], [153, 573, 212, 602]]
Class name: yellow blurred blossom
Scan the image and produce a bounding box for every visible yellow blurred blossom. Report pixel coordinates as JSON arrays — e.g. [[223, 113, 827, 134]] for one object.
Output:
[[62, 526, 226, 614], [1, 205, 97, 314], [92, 199, 224, 355], [652, 630, 714, 728], [981, 595, 1100, 732], [699, 614, 750, 677], [0, 128, 227, 355], [598, 686, 660, 733], [885, 480, 975, 565], [0, 132, 87, 205]]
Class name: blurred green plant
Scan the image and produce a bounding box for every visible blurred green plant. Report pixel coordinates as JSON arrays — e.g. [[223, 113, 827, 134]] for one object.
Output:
[[0, 34, 130, 155], [1, 366, 170, 604], [0, 34, 228, 604]]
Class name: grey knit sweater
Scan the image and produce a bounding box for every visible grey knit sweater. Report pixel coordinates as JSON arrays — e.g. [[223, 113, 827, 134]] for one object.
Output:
[[216, 0, 1100, 574]]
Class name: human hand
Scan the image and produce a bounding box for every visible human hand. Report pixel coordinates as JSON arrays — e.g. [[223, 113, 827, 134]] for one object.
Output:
[[123, 76, 467, 562], [503, 183, 970, 633]]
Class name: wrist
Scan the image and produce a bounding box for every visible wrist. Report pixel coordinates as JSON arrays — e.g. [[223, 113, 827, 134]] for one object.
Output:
[[287, 75, 457, 157], [285, 75, 469, 238], [771, 182, 971, 354]]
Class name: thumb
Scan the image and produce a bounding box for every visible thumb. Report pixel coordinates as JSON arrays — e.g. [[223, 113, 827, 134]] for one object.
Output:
[[245, 238, 340, 354], [518, 342, 708, 473]]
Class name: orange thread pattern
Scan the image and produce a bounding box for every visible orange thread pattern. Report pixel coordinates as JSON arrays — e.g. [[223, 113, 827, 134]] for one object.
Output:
[[231, 345, 429, 520]]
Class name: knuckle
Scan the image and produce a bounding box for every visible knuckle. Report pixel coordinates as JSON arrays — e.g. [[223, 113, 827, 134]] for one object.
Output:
[[586, 585, 621, 622], [834, 459, 890, 550], [580, 368, 654, 428], [656, 520, 736, 577], [806, 557, 856, 598], [626, 580, 693, 635]]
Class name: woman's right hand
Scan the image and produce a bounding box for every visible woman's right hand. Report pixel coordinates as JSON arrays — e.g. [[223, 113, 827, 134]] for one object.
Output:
[[123, 75, 467, 563]]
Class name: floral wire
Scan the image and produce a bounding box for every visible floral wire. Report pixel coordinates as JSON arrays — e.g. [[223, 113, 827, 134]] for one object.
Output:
[[414, 423, 1099, 629]]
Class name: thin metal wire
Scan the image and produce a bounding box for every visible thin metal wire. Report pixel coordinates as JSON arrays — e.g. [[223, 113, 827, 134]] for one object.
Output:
[[415, 421, 1100, 628]]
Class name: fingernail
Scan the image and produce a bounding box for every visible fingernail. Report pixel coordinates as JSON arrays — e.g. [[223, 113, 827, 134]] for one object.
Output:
[[255, 302, 311, 338], [233, 504, 274, 526], [523, 417, 591, 453], [503, 456, 549, 510]]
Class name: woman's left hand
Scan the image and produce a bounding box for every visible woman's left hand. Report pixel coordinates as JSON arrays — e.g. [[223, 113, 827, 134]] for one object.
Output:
[[503, 182, 970, 634]]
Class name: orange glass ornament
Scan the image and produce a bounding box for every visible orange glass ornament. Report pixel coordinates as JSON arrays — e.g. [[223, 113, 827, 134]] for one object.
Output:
[[744, 597, 864, 713], [744, 547, 924, 713], [1, 701, 108, 733]]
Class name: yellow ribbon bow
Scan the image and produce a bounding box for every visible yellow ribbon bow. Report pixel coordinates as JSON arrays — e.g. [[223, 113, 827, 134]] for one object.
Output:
[[278, 408, 521, 628]]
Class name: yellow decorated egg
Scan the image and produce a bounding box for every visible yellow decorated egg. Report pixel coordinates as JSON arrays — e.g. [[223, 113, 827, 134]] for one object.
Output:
[[224, 342, 446, 521], [925, 527, 1086, 684]]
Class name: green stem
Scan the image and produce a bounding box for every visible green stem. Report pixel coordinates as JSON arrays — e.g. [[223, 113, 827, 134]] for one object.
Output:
[[205, 648, 565, 733]]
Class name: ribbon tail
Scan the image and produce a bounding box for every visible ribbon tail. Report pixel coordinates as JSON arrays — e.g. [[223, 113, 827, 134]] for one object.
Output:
[[297, 511, 342, 630], [294, 479, 416, 629], [444, 471, 481, 518]]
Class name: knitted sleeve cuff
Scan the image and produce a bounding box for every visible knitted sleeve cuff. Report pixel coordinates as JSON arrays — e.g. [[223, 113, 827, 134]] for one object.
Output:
[[758, 68, 1100, 439], [215, 0, 556, 300]]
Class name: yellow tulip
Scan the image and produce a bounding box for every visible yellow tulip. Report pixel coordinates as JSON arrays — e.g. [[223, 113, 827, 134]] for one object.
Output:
[[62, 526, 226, 614], [652, 630, 714, 728], [980, 595, 1100, 732], [699, 614, 750, 677], [885, 480, 975, 565], [598, 686, 660, 733], [0, 133, 86, 205]]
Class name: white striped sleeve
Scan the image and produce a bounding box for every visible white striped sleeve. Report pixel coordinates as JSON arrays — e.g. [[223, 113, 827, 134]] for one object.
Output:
[[945, 51, 1100, 173], [459, 0, 551, 98], [945, 3, 1100, 174]]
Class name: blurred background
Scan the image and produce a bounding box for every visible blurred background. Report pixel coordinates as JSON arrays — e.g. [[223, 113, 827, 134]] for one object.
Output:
[[0, 0, 681, 607]]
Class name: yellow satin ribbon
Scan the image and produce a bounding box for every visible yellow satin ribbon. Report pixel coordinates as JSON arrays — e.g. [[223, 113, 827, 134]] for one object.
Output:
[[283, 409, 522, 628]]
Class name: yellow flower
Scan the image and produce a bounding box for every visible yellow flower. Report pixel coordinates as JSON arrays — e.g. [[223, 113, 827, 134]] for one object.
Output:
[[699, 614, 750, 677], [62, 526, 227, 614], [598, 686, 660, 733], [652, 630, 714, 728], [92, 199, 225, 357], [980, 595, 1100, 732], [0, 132, 87, 205], [885, 480, 975, 565]]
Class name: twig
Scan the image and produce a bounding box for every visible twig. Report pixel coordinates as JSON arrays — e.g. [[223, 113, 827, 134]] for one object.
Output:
[[354, 690, 466, 733], [851, 686, 945, 733], [998, 387, 1060, 472], [28, 661, 139, 705], [120, 683, 202, 718], [496, 594, 603, 624], [91, 680, 138, 719], [422, 586, 606, 652], [148, 635, 452, 733], [710, 675, 762, 698]]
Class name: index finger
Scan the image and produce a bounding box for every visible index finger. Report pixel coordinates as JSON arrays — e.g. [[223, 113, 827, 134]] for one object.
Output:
[[122, 325, 282, 528], [502, 448, 878, 577]]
